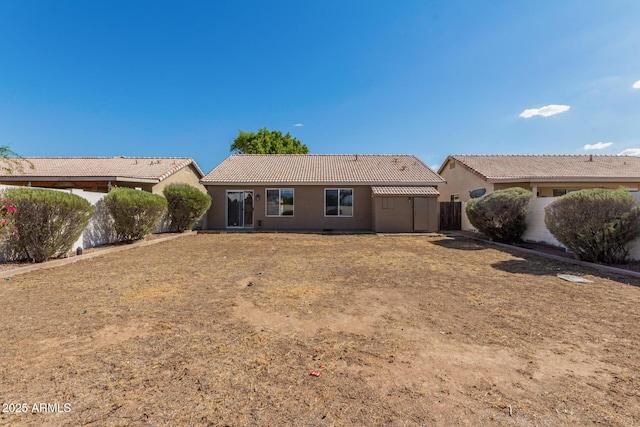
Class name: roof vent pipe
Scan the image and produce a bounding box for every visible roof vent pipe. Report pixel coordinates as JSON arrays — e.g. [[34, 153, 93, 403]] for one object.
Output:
[[589, 154, 593, 162]]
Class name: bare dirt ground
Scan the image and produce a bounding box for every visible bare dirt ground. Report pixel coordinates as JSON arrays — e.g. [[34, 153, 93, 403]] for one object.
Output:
[[0, 233, 638, 426]]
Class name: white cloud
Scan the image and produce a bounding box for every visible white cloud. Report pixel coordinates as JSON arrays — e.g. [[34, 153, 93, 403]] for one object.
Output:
[[633, 80, 640, 89], [519, 104, 570, 118], [619, 148, 640, 156], [430, 164, 441, 171], [293, 123, 304, 127], [583, 142, 613, 150]]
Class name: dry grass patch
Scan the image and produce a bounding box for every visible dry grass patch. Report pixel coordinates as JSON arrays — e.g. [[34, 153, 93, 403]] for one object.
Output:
[[0, 233, 639, 426]]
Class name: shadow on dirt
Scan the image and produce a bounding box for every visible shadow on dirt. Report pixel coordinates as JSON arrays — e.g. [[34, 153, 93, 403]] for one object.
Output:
[[429, 237, 488, 251], [433, 235, 640, 287], [490, 258, 566, 276]]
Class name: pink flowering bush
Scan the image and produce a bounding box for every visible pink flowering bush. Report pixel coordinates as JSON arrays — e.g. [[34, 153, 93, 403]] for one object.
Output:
[[0, 198, 17, 243]]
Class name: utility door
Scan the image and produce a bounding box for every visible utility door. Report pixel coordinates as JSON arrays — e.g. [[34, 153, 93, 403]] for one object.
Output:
[[413, 197, 431, 231]]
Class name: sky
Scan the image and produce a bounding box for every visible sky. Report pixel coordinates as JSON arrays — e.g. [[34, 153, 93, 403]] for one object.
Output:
[[1, 1, 639, 173]]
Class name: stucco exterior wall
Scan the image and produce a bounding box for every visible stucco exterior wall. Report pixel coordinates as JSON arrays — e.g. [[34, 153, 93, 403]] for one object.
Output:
[[438, 162, 492, 202], [151, 164, 206, 195], [206, 185, 372, 231]]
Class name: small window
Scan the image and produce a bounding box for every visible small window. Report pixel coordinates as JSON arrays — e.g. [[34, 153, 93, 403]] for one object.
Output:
[[325, 188, 353, 217], [449, 162, 456, 169], [382, 197, 394, 209], [266, 188, 294, 216]]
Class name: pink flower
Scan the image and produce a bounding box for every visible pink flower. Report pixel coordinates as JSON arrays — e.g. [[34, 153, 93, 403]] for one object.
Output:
[[6, 206, 16, 212], [1, 219, 8, 225]]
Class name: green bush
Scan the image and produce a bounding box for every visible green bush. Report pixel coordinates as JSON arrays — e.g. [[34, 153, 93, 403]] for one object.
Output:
[[0, 197, 17, 244], [466, 187, 534, 244], [163, 184, 211, 232], [104, 188, 167, 242], [3, 188, 93, 262], [545, 188, 640, 264]]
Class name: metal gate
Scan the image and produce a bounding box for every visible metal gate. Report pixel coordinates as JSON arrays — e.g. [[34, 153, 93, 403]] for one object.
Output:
[[439, 202, 461, 230]]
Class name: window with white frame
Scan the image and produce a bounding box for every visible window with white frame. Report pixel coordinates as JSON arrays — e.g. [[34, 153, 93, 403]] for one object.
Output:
[[266, 188, 294, 216], [325, 188, 353, 217]]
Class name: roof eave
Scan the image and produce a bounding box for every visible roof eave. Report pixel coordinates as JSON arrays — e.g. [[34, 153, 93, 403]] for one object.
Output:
[[0, 176, 160, 184], [201, 181, 444, 186], [488, 177, 640, 183]]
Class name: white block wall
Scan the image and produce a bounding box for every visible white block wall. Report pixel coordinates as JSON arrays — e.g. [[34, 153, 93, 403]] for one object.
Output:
[[522, 197, 564, 248]]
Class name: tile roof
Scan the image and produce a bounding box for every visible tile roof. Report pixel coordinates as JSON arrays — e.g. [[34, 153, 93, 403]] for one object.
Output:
[[371, 186, 440, 196], [202, 155, 444, 184], [441, 155, 640, 182], [0, 157, 204, 182]]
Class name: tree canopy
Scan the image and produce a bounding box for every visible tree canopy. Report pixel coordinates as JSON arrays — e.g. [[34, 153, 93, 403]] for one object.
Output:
[[230, 128, 309, 154]]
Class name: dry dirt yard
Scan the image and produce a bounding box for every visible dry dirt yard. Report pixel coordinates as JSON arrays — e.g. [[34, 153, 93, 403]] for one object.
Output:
[[0, 233, 639, 426]]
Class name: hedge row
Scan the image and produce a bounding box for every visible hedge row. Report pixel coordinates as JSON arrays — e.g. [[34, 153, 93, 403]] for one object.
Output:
[[1, 184, 210, 263], [467, 187, 640, 264]]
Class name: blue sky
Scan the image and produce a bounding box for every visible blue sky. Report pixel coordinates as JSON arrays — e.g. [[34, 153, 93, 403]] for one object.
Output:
[[1, 1, 639, 172]]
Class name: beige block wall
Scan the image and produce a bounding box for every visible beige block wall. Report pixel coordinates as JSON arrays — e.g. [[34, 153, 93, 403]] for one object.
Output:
[[438, 163, 492, 202], [151, 164, 207, 195], [206, 185, 372, 231]]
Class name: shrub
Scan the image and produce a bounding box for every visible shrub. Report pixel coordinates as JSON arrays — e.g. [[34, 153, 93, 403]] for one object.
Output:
[[545, 188, 640, 264], [0, 197, 17, 244], [466, 187, 534, 243], [163, 184, 211, 232], [104, 188, 167, 242], [3, 188, 93, 262]]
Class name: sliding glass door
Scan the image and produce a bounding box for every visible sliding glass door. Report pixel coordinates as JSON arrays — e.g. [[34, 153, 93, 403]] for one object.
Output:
[[226, 190, 253, 228]]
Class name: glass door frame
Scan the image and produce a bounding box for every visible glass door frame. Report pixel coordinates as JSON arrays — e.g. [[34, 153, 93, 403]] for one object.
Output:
[[225, 190, 254, 229]]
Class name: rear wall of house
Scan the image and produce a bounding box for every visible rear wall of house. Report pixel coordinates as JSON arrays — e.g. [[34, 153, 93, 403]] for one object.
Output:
[[206, 185, 372, 231]]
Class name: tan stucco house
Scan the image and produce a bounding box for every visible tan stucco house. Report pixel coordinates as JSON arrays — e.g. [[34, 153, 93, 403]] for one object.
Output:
[[438, 154, 640, 202], [0, 157, 206, 194], [201, 154, 445, 232]]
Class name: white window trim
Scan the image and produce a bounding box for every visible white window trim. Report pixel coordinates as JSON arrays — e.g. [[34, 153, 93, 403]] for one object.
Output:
[[265, 188, 295, 217], [324, 188, 354, 217]]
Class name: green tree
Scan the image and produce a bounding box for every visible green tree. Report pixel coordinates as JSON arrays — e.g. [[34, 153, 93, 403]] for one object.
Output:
[[0, 145, 34, 174], [230, 128, 309, 154]]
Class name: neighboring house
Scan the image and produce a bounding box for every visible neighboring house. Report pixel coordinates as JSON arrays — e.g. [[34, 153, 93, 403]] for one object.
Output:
[[201, 154, 445, 232], [0, 157, 206, 194], [438, 154, 640, 202]]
